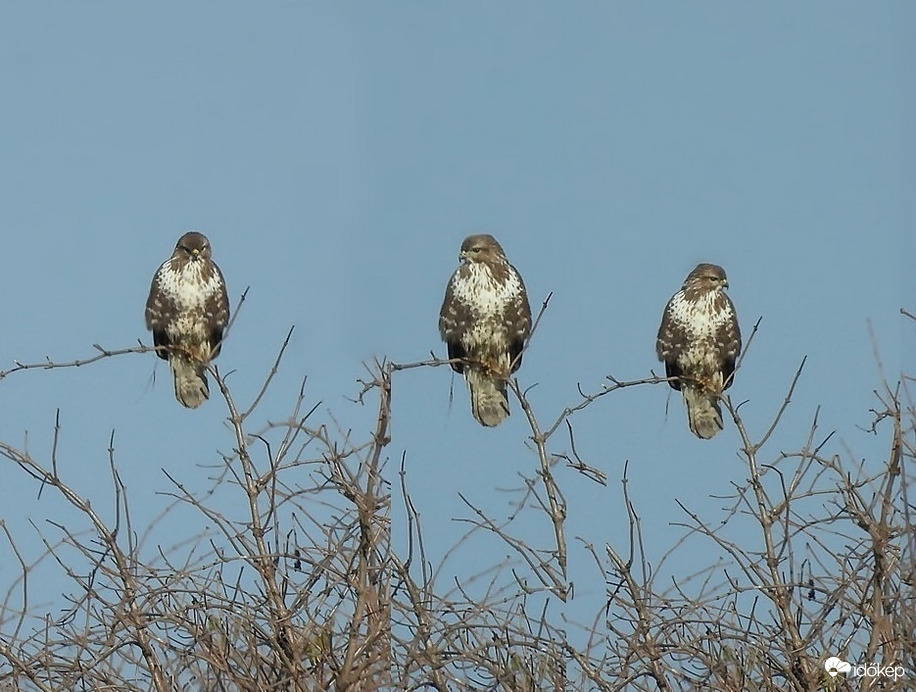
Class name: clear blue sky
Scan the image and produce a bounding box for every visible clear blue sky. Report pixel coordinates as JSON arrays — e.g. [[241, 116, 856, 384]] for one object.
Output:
[[0, 2, 911, 649]]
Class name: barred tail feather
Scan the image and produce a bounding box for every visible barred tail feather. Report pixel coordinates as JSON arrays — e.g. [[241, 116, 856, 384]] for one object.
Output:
[[683, 387, 723, 439], [466, 367, 510, 427], [170, 355, 209, 409]]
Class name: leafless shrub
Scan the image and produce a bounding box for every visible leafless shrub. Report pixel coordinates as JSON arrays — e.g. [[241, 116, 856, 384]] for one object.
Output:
[[0, 312, 912, 691], [0, 333, 389, 691]]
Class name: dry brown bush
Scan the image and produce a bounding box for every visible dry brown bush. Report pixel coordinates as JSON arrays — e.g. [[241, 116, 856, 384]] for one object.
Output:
[[0, 316, 912, 690]]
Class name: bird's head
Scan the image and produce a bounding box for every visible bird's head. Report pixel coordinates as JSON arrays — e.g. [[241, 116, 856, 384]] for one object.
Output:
[[174, 231, 212, 261], [685, 263, 729, 292], [459, 234, 506, 265]]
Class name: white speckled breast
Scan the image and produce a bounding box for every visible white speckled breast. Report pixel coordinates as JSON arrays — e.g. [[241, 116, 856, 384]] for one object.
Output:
[[669, 289, 738, 380], [154, 259, 224, 344], [451, 262, 523, 352]]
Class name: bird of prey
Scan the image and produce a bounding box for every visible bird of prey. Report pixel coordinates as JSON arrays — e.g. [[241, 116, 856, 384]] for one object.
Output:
[[439, 234, 532, 427], [145, 231, 229, 408], [656, 263, 741, 439]]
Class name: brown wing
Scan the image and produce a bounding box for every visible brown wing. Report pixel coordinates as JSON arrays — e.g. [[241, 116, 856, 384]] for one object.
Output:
[[716, 293, 741, 390], [656, 296, 686, 390], [506, 264, 531, 373], [145, 264, 174, 361], [438, 272, 472, 373], [206, 263, 230, 359]]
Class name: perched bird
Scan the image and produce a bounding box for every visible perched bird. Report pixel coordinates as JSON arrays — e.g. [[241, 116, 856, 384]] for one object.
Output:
[[439, 234, 532, 427], [656, 263, 741, 439], [145, 232, 229, 408]]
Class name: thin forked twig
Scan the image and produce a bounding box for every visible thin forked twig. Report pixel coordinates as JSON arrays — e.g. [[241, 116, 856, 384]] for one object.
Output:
[[0, 343, 156, 382]]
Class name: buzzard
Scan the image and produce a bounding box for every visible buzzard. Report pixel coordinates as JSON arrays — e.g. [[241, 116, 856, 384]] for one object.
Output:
[[439, 234, 531, 427], [145, 231, 229, 408], [656, 263, 741, 439]]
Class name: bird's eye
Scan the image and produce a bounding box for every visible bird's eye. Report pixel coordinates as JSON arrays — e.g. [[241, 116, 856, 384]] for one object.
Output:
[[472, 247, 481, 253]]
